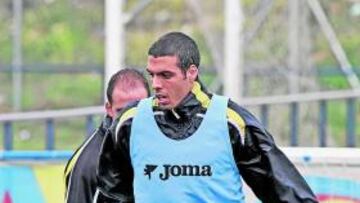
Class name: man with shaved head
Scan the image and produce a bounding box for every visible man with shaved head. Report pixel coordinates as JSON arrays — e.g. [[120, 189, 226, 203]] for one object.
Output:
[[64, 68, 149, 203]]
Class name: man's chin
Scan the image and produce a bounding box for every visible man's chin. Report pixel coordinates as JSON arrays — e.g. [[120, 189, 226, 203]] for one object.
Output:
[[158, 104, 172, 110], [158, 101, 176, 109]]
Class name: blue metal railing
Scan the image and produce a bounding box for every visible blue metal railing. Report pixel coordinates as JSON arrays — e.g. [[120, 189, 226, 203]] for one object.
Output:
[[290, 102, 299, 146], [0, 89, 359, 152], [0, 106, 103, 151], [45, 119, 55, 150], [318, 100, 327, 147], [240, 89, 360, 147], [347, 98, 356, 147], [4, 121, 12, 151], [0, 150, 73, 161]]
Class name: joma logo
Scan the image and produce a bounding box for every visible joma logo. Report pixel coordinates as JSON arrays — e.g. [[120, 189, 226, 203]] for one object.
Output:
[[144, 164, 212, 181]]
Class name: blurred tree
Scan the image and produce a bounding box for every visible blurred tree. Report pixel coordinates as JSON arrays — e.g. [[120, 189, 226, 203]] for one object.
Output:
[[22, 0, 104, 64]]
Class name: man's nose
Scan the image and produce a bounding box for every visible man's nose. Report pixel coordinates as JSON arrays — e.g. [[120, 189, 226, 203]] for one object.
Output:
[[152, 76, 162, 89]]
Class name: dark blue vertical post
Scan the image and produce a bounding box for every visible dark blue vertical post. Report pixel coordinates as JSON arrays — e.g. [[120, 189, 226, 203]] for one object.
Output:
[[4, 121, 13, 150], [86, 115, 95, 138], [346, 98, 356, 147], [260, 104, 268, 129], [46, 119, 55, 150], [290, 102, 299, 146], [318, 100, 327, 147]]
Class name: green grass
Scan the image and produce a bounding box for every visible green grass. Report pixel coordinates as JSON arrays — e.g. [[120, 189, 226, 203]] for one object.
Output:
[[0, 116, 103, 151], [12, 121, 46, 150], [55, 116, 102, 150], [1, 73, 103, 111], [327, 101, 347, 146], [327, 100, 360, 146], [23, 73, 103, 110]]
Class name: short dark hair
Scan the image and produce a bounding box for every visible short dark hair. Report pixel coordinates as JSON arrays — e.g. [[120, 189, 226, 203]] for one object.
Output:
[[148, 32, 200, 71], [106, 68, 150, 104]]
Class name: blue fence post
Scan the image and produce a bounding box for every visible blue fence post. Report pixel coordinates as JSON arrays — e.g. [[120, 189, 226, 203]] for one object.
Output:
[[260, 104, 268, 129], [346, 98, 356, 147], [4, 121, 13, 150], [290, 102, 299, 146], [46, 119, 55, 150], [318, 100, 327, 147], [86, 115, 95, 138]]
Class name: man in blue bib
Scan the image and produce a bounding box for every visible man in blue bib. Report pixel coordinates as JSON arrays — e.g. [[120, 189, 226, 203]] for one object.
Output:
[[96, 32, 317, 203]]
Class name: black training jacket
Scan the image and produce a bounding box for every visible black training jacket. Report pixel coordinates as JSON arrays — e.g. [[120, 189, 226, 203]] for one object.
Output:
[[64, 116, 111, 203], [96, 81, 318, 203]]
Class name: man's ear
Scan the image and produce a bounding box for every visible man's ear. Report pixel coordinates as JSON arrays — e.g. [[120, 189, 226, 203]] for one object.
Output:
[[187, 64, 198, 82], [105, 102, 114, 118]]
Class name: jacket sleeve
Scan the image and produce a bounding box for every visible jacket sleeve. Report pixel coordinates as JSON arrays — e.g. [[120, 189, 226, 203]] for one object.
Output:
[[228, 101, 318, 203], [96, 115, 135, 203]]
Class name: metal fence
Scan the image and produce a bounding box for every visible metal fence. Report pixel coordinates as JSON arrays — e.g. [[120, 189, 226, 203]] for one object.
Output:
[[0, 89, 359, 151], [241, 89, 360, 147], [0, 106, 102, 151]]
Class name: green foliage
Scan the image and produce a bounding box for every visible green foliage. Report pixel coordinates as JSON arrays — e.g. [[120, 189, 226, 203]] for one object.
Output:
[[23, 0, 103, 63], [192, 31, 213, 67], [326, 100, 360, 146], [134, 0, 186, 29], [312, 1, 360, 69], [0, 24, 11, 63], [199, 72, 216, 87], [126, 31, 156, 67], [313, 1, 360, 91], [20, 74, 102, 110], [327, 101, 347, 145], [0, 73, 12, 112], [341, 34, 360, 67], [319, 75, 350, 89], [44, 74, 102, 108]]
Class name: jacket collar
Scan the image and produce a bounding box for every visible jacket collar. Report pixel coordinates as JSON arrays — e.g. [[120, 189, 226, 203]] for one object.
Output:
[[161, 80, 211, 120]]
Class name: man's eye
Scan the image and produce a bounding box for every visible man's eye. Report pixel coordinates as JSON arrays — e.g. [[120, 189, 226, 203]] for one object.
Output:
[[161, 73, 172, 79]]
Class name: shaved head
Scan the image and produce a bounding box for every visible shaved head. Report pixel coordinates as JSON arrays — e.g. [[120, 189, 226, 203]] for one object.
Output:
[[106, 69, 150, 118]]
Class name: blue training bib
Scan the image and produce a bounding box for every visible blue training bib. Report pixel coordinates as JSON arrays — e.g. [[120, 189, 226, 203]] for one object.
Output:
[[130, 95, 245, 203]]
